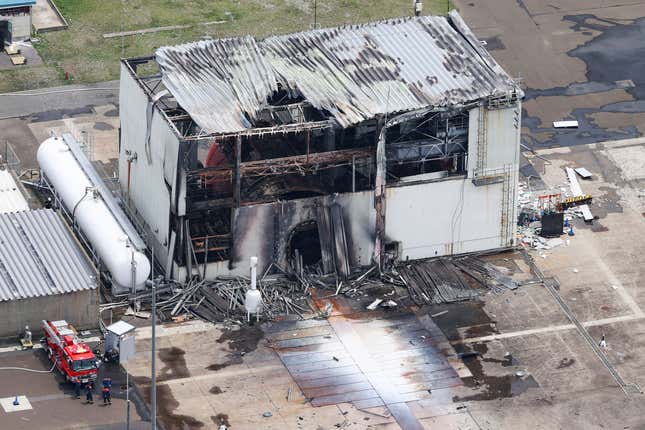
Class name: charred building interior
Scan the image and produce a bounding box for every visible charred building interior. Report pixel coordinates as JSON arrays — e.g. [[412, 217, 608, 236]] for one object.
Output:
[[118, 11, 522, 282]]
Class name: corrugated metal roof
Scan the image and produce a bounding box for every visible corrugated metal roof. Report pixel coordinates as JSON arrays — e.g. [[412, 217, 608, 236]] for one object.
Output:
[[0, 169, 29, 214], [0, 0, 35, 7], [0, 209, 97, 302], [155, 11, 517, 134]]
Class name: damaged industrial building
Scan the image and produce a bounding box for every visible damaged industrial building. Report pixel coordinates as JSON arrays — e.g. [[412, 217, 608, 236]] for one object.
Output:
[[118, 11, 522, 283]]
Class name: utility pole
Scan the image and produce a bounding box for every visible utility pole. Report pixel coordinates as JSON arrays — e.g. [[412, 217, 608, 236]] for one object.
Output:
[[151, 246, 157, 430], [314, 0, 318, 29], [126, 240, 135, 430]]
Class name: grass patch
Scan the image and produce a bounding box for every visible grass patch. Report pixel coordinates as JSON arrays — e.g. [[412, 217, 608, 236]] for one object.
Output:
[[0, 0, 455, 93]]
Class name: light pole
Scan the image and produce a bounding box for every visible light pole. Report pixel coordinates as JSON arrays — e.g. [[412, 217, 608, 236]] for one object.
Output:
[[150, 246, 157, 430]]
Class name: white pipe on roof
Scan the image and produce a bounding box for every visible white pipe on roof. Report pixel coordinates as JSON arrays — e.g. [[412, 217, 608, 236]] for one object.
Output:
[[37, 136, 150, 295]]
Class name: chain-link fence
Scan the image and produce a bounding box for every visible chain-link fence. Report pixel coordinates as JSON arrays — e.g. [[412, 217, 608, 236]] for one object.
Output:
[[1, 141, 21, 175]]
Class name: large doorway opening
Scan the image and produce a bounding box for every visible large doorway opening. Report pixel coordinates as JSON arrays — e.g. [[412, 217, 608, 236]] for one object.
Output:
[[287, 221, 322, 272], [0, 21, 11, 49]]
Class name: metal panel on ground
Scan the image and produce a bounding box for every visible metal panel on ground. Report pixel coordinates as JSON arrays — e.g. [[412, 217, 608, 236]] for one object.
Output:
[[266, 313, 462, 428]]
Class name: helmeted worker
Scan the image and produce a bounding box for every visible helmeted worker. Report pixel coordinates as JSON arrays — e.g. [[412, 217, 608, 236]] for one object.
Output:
[[85, 381, 94, 404], [102, 377, 112, 405]]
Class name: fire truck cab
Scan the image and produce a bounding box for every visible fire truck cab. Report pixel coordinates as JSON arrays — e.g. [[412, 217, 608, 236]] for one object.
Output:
[[42, 320, 99, 383]]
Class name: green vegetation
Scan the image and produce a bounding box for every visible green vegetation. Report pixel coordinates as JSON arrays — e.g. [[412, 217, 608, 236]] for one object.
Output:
[[0, 0, 453, 93]]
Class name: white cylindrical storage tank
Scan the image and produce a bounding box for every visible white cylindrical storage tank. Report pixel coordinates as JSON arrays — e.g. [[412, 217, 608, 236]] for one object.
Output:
[[37, 136, 150, 295]]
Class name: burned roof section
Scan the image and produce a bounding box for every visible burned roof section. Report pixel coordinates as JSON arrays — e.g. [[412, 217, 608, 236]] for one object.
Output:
[[155, 11, 517, 135]]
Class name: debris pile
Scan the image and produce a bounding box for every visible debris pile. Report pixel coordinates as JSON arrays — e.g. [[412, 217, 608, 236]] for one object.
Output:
[[112, 254, 519, 324], [517, 166, 594, 249], [399, 256, 517, 304]]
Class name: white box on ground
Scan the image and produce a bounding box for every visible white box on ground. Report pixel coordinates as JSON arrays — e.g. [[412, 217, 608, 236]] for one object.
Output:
[[0, 396, 32, 412], [553, 120, 579, 128], [575, 167, 592, 179]]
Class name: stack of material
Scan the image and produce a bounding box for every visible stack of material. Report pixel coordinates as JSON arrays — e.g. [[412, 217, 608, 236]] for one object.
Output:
[[399, 256, 517, 305]]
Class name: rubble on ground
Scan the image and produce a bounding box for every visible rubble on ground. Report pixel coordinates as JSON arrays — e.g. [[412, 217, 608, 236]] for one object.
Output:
[[108, 254, 520, 325]]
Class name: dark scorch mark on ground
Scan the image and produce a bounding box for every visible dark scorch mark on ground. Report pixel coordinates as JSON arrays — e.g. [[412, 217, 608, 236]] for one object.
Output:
[[93, 121, 114, 130], [134, 375, 204, 430], [482, 36, 505, 51], [567, 15, 645, 100], [155, 385, 204, 429], [522, 15, 645, 148], [26, 106, 94, 122], [212, 414, 231, 427], [453, 343, 539, 402], [557, 358, 576, 369], [158, 346, 190, 382], [206, 325, 263, 371]]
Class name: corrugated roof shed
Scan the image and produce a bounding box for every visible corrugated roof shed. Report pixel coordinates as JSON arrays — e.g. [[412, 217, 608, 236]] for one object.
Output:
[[0, 169, 29, 214], [156, 11, 517, 134], [0, 209, 97, 302]]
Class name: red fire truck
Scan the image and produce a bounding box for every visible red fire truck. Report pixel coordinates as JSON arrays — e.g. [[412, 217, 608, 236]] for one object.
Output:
[[41, 320, 99, 383]]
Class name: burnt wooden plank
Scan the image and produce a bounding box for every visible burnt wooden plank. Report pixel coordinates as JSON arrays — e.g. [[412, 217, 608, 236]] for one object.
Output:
[[262, 319, 330, 334], [297, 372, 368, 390], [371, 345, 451, 362], [310, 389, 380, 407], [362, 337, 440, 355], [271, 334, 337, 349], [293, 364, 362, 381], [280, 349, 351, 365], [352, 397, 385, 409], [370, 358, 452, 373], [274, 340, 346, 356], [303, 381, 373, 399], [288, 358, 354, 373], [264, 325, 334, 342], [347, 314, 418, 329]]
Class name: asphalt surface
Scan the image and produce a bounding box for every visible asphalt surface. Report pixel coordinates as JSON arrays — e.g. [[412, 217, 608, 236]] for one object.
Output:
[[454, 0, 645, 149], [0, 81, 119, 120], [0, 348, 150, 430]]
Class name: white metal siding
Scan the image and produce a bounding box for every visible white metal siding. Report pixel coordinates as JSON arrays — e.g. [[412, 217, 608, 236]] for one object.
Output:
[[386, 177, 504, 259], [118, 65, 175, 261]]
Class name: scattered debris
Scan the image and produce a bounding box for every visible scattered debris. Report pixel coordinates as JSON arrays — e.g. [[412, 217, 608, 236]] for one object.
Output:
[[400, 256, 518, 305], [431, 310, 449, 318], [366, 299, 384, 310], [515, 370, 528, 378], [566, 167, 593, 222]]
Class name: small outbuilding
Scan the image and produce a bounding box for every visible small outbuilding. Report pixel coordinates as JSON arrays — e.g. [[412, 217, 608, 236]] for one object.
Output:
[[0, 0, 35, 45], [0, 208, 99, 338]]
